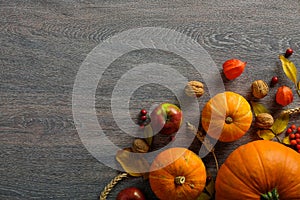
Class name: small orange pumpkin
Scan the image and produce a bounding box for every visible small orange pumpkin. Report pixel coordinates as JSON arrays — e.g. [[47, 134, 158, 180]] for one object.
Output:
[[149, 148, 206, 200], [201, 91, 253, 142], [223, 59, 247, 80], [215, 140, 300, 200]]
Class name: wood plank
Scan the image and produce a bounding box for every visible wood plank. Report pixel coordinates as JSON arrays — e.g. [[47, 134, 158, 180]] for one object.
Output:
[[1, 0, 300, 199]]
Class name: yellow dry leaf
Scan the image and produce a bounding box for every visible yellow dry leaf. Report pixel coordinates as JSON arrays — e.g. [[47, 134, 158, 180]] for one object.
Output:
[[250, 101, 269, 116], [279, 55, 298, 85], [257, 129, 275, 140], [297, 81, 300, 96], [144, 125, 153, 146], [271, 113, 289, 135], [282, 136, 291, 145], [116, 148, 150, 177]]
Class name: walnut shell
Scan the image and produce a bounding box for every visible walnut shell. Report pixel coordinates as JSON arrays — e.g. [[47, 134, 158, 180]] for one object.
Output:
[[255, 113, 274, 129], [185, 81, 205, 97], [132, 139, 149, 153], [251, 80, 269, 99]]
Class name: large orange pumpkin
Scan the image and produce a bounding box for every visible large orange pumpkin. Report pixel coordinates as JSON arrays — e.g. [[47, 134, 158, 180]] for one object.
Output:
[[201, 91, 253, 142], [149, 148, 206, 200], [215, 140, 300, 200]]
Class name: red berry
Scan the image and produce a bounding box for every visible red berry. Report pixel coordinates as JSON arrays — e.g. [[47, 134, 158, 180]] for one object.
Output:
[[287, 128, 293, 134], [296, 144, 300, 150], [298, 149, 300, 153], [295, 133, 300, 139], [297, 127, 300, 133], [291, 124, 297, 130], [139, 125, 145, 129], [140, 109, 147, 116], [290, 139, 297, 146], [285, 48, 293, 58], [140, 115, 147, 121], [290, 133, 296, 139], [296, 139, 300, 144], [271, 76, 278, 86]]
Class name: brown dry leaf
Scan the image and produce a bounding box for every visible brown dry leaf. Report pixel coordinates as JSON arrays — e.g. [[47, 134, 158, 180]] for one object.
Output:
[[250, 101, 269, 116], [257, 129, 275, 140], [279, 55, 298, 85], [282, 136, 291, 145], [116, 148, 150, 177], [197, 171, 215, 200], [271, 113, 289, 135], [197, 193, 210, 200]]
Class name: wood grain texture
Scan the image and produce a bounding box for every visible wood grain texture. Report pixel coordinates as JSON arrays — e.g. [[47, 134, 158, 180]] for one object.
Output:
[[1, 0, 300, 199]]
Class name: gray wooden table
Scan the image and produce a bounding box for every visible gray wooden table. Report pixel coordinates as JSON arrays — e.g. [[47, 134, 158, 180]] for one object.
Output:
[[1, 1, 300, 199]]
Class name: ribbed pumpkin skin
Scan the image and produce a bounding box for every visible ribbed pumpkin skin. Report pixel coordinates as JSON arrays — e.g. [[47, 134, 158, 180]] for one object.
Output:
[[215, 140, 300, 200], [149, 148, 206, 200], [201, 91, 253, 142]]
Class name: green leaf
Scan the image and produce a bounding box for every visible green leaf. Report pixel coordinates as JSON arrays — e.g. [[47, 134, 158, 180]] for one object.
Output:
[[144, 125, 153, 146], [283, 135, 291, 145], [271, 113, 289, 135], [279, 55, 298, 84], [251, 101, 269, 116], [257, 129, 275, 140]]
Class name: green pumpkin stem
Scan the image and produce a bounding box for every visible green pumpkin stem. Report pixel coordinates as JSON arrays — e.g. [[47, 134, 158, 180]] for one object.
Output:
[[260, 188, 279, 200]]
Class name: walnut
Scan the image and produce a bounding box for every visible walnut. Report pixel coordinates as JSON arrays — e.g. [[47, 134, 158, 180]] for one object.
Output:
[[132, 139, 149, 153], [251, 80, 269, 99], [255, 113, 274, 129], [185, 81, 205, 97]]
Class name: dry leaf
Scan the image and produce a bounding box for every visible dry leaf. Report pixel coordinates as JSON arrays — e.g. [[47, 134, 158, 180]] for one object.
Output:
[[297, 81, 300, 96], [116, 148, 150, 177], [282, 135, 291, 145], [271, 113, 289, 135], [144, 125, 153, 146], [257, 129, 275, 140], [251, 101, 269, 116], [197, 171, 215, 200], [279, 55, 298, 85]]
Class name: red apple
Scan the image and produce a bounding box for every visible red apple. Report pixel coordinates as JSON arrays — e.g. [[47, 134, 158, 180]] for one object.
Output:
[[150, 103, 182, 135], [116, 187, 146, 200]]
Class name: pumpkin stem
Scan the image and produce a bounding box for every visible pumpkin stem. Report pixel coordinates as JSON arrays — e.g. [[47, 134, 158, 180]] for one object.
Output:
[[260, 188, 279, 200], [225, 116, 233, 124], [175, 176, 185, 185]]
